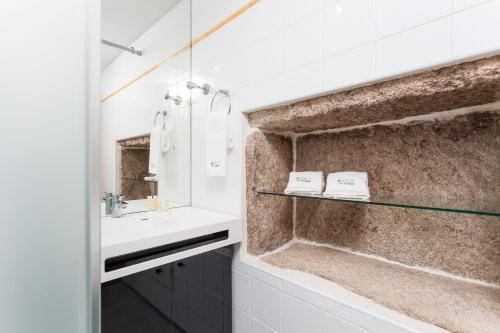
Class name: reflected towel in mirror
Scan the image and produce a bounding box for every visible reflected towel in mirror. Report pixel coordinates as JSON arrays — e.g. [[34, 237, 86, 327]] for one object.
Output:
[[206, 110, 227, 177], [149, 126, 161, 175]]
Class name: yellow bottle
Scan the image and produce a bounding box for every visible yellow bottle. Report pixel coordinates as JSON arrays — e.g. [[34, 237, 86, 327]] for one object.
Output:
[[145, 196, 153, 209]]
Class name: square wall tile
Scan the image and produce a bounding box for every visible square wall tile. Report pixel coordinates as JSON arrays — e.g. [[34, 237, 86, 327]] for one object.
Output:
[[322, 0, 375, 57], [234, 307, 252, 333], [375, 0, 452, 39], [252, 61, 324, 111], [451, 0, 500, 58], [279, 0, 323, 27], [251, 279, 282, 331], [282, 12, 323, 71], [282, 294, 321, 333], [322, 296, 411, 333], [322, 44, 375, 92], [322, 311, 369, 333], [238, 32, 285, 87], [252, 319, 279, 333], [243, 0, 284, 43], [191, 100, 209, 134], [191, 0, 248, 38], [375, 18, 451, 79], [281, 280, 323, 309], [233, 270, 252, 313]]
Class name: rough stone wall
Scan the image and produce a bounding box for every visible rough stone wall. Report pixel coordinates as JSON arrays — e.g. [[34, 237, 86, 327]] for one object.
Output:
[[244, 56, 500, 332], [246, 131, 294, 255], [247, 56, 500, 132], [118, 135, 150, 147], [295, 111, 500, 284], [120, 148, 150, 180], [117, 135, 156, 200]]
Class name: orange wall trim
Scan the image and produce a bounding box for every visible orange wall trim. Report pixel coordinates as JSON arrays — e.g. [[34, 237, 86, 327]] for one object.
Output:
[[101, 0, 261, 103]]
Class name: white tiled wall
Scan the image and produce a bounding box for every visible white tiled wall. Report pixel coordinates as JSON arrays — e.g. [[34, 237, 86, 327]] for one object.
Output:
[[191, 0, 500, 111]]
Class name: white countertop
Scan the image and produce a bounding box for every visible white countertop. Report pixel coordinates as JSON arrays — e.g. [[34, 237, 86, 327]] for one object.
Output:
[[101, 203, 241, 282]]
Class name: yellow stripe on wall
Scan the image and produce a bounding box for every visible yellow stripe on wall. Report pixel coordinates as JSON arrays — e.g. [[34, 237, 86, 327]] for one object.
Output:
[[101, 0, 261, 103]]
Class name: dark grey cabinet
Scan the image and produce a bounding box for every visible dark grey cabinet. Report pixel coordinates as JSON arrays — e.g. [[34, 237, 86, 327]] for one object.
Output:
[[102, 248, 232, 333]]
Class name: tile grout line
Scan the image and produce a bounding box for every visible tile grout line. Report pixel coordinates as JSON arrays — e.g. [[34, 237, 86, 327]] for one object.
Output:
[[371, 0, 496, 43]]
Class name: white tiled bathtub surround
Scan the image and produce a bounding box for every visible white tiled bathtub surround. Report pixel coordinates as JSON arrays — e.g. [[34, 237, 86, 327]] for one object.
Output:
[[231, 251, 449, 333]]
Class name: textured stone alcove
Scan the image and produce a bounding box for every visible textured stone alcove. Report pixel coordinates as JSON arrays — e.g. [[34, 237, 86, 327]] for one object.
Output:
[[117, 135, 157, 200], [246, 132, 293, 254], [245, 56, 500, 333], [245, 112, 500, 333], [247, 111, 500, 283], [295, 111, 500, 284]]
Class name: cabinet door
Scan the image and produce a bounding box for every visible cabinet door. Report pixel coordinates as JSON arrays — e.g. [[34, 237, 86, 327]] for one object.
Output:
[[172, 249, 232, 333], [102, 263, 174, 333]]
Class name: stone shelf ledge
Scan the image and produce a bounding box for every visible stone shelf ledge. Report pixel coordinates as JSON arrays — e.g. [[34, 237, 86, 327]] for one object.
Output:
[[263, 242, 500, 333], [246, 56, 500, 133]]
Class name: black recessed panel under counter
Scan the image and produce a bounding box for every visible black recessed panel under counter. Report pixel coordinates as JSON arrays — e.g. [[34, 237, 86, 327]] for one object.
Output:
[[104, 230, 229, 272], [102, 247, 233, 333]]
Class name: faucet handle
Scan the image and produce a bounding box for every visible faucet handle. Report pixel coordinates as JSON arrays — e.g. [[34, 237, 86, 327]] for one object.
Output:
[[118, 195, 128, 207], [110, 194, 127, 218]]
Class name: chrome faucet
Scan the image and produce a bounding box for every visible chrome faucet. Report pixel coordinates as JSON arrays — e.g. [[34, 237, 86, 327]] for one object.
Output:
[[107, 194, 128, 218]]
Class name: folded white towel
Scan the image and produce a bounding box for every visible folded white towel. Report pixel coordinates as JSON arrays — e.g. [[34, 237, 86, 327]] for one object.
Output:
[[149, 126, 161, 175], [206, 110, 227, 177], [323, 171, 370, 200], [160, 126, 171, 153], [284, 171, 324, 195]]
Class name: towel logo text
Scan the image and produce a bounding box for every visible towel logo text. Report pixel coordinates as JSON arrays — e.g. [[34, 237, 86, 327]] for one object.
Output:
[[295, 176, 311, 183], [337, 178, 356, 185]]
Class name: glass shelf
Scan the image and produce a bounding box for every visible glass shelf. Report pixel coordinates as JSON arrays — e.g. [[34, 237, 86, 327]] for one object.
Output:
[[122, 177, 158, 183], [256, 190, 500, 217]]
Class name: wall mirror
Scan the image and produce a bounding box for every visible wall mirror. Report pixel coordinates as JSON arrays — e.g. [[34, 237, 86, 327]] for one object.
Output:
[[100, 0, 191, 208]]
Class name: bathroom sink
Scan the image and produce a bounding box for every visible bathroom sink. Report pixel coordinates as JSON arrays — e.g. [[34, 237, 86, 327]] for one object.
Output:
[[102, 211, 179, 242], [100, 205, 241, 282], [118, 210, 179, 226]]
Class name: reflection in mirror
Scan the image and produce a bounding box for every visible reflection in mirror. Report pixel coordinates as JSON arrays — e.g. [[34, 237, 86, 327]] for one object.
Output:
[[100, 0, 191, 209]]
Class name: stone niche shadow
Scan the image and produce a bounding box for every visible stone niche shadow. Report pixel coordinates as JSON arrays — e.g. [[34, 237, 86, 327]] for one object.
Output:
[[245, 56, 500, 333], [116, 135, 157, 200]]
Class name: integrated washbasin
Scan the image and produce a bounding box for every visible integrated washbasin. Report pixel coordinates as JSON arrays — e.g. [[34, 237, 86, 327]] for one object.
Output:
[[100, 204, 241, 282]]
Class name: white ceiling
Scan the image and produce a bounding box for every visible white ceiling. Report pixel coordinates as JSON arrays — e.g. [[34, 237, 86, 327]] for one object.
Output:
[[101, 0, 181, 69]]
